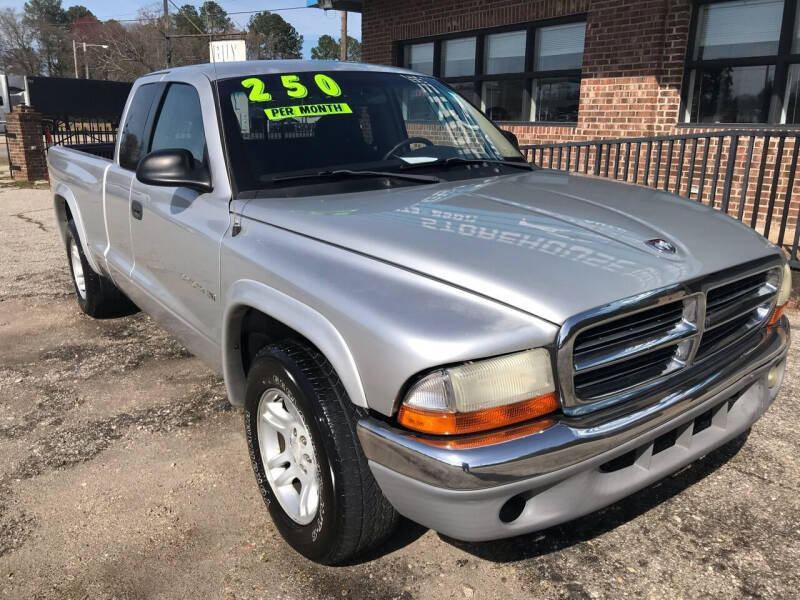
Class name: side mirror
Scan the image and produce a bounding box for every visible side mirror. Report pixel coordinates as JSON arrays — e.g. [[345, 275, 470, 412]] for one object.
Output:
[[136, 148, 212, 192], [501, 129, 520, 150]]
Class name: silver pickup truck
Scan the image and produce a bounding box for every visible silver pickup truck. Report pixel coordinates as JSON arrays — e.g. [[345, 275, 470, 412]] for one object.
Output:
[[48, 60, 791, 564]]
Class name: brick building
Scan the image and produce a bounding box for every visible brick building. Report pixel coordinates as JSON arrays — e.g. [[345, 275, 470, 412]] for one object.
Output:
[[312, 0, 800, 143]]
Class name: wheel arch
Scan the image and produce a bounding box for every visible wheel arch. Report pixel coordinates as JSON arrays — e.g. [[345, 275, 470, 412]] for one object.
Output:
[[222, 279, 367, 409], [52, 184, 103, 275]]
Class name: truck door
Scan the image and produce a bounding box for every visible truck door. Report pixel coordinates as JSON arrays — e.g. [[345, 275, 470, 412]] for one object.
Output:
[[128, 82, 229, 359], [104, 82, 162, 283]]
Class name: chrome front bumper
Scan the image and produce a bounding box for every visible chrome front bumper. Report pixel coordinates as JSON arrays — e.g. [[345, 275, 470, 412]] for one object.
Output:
[[357, 317, 789, 541]]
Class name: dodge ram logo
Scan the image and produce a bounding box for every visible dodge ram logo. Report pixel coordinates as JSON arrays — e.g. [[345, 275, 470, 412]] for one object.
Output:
[[645, 238, 677, 254]]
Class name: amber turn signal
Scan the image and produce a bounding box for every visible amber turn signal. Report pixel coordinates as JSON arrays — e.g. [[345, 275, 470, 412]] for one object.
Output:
[[397, 392, 559, 436], [416, 418, 555, 449], [768, 304, 786, 328]]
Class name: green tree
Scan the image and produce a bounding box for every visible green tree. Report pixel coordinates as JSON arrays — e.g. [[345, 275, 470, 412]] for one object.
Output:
[[200, 1, 233, 35], [172, 3, 233, 36], [246, 11, 302, 60], [310, 34, 337, 59], [172, 4, 203, 35], [345, 35, 360, 61], [23, 0, 66, 26], [23, 0, 68, 75], [310, 34, 360, 61], [64, 5, 93, 23]]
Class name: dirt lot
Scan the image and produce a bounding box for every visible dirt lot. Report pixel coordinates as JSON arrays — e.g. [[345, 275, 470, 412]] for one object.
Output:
[[0, 187, 799, 600]]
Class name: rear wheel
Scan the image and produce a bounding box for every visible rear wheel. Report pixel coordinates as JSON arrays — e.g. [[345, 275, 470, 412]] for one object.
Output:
[[244, 340, 398, 564], [65, 220, 138, 318]]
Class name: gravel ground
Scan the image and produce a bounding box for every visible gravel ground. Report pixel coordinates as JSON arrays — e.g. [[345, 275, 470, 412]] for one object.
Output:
[[0, 187, 798, 600]]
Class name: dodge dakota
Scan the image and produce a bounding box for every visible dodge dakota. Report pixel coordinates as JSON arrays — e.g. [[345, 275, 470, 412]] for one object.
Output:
[[47, 60, 791, 564]]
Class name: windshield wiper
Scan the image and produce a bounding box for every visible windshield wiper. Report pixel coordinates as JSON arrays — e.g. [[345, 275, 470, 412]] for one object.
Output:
[[272, 169, 440, 184], [400, 157, 535, 171]]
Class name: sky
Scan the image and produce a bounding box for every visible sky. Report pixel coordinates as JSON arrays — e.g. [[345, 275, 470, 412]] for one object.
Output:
[[0, 0, 362, 58]]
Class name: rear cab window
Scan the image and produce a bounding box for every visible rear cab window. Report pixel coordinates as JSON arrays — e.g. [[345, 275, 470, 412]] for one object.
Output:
[[118, 83, 161, 170]]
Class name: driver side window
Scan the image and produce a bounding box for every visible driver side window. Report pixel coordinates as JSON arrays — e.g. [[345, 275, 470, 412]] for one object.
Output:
[[150, 83, 207, 164]]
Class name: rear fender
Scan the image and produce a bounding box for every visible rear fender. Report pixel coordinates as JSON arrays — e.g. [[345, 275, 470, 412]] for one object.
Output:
[[52, 182, 104, 275]]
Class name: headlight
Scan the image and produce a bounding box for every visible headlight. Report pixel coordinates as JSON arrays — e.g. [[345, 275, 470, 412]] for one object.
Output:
[[777, 262, 792, 307], [397, 348, 558, 435], [769, 262, 792, 327]]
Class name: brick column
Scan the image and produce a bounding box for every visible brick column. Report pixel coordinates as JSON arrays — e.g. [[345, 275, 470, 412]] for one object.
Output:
[[5, 106, 47, 182]]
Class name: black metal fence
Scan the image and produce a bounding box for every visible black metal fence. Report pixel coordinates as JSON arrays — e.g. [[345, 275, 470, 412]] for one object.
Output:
[[42, 116, 119, 147], [521, 130, 800, 268], [26, 76, 130, 151]]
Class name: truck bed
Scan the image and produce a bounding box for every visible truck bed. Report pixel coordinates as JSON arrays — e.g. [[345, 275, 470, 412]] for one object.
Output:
[[62, 142, 115, 161], [47, 144, 115, 277]]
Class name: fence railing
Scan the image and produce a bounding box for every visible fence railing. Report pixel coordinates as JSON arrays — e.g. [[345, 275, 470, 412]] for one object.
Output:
[[521, 130, 800, 268], [42, 116, 118, 147]]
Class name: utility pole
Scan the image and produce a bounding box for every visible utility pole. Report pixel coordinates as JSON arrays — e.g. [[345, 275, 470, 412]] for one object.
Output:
[[163, 0, 172, 68], [77, 43, 109, 79], [340, 10, 347, 61], [72, 39, 79, 78]]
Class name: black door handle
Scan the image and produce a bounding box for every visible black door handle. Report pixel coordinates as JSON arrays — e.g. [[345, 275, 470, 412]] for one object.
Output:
[[131, 200, 143, 220]]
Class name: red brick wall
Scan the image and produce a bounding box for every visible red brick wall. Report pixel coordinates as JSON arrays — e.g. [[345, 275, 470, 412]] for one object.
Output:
[[362, 0, 591, 66], [360, 0, 688, 140], [360, 0, 795, 141], [6, 107, 48, 182]]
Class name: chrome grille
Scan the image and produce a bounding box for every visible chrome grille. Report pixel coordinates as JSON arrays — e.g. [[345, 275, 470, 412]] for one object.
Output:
[[569, 296, 699, 402], [695, 271, 775, 362], [559, 264, 780, 413]]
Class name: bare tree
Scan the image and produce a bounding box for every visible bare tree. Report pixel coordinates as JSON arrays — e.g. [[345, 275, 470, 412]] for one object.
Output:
[[93, 13, 166, 82], [0, 8, 41, 75], [2, 2, 244, 82]]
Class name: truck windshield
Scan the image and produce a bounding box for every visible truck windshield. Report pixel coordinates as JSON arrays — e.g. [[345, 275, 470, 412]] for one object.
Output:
[[216, 70, 526, 195]]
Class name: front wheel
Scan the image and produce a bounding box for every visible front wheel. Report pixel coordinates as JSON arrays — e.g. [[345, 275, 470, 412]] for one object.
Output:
[[244, 340, 398, 564]]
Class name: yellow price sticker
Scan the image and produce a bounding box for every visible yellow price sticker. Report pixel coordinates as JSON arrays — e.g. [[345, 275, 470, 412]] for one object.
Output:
[[265, 102, 353, 121]]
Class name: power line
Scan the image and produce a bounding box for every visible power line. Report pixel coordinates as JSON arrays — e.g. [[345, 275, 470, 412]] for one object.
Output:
[[227, 7, 309, 15], [98, 5, 309, 25]]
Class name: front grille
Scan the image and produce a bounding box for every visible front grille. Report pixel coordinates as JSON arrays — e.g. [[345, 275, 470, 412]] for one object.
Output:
[[562, 266, 779, 410], [574, 344, 680, 398], [570, 298, 696, 401], [695, 271, 774, 362]]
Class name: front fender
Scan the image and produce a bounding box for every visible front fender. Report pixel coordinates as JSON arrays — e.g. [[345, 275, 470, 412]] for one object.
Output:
[[222, 279, 367, 408]]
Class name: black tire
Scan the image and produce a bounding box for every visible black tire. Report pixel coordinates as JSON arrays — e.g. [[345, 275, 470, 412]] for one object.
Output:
[[65, 219, 138, 319], [244, 340, 398, 564]]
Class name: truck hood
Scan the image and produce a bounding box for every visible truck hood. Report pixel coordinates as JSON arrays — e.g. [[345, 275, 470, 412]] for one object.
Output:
[[238, 170, 779, 324]]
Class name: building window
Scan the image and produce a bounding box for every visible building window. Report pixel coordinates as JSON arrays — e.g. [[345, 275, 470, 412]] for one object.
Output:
[[404, 42, 434, 75], [482, 79, 526, 121], [485, 31, 527, 74], [399, 17, 586, 124], [532, 77, 581, 122], [442, 37, 476, 77], [786, 63, 800, 121], [695, 0, 782, 59], [535, 22, 585, 70], [447, 81, 479, 106], [683, 0, 800, 124]]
